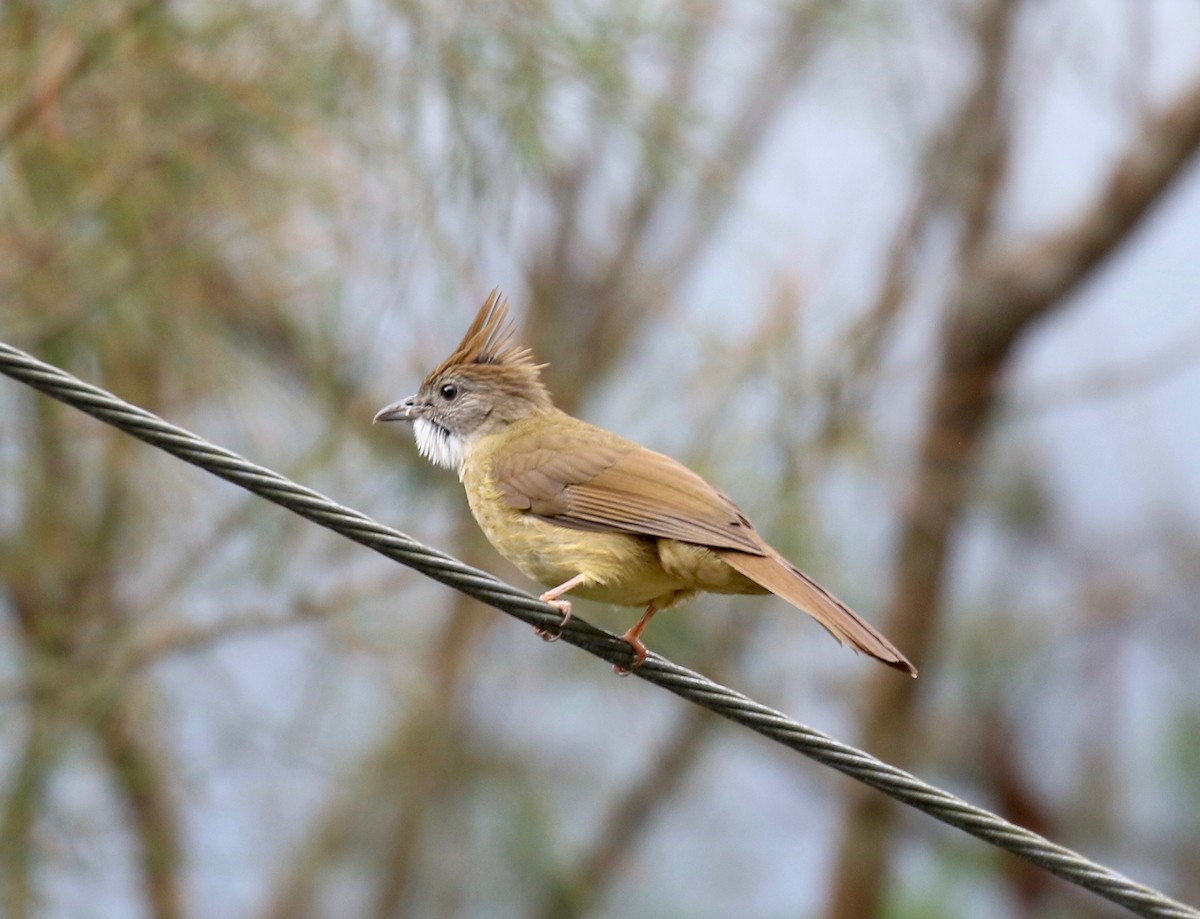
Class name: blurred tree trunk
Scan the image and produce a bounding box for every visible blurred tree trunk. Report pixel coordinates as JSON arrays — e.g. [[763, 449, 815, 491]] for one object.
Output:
[[827, 64, 1200, 919]]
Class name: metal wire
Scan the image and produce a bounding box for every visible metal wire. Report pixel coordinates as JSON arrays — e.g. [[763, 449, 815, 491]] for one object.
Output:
[[1, 339, 1195, 919]]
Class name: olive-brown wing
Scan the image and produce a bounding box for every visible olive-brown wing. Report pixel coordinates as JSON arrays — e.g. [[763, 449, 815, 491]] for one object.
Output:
[[493, 432, 766, 556]]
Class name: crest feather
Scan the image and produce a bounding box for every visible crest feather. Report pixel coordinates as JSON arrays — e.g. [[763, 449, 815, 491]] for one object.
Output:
[[424, 289, 551, 406]]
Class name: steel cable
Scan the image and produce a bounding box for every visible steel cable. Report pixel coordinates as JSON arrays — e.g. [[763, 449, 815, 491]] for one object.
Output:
[[0, 340, 1195, 919]]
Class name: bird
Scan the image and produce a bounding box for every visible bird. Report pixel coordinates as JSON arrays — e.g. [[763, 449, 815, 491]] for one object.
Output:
[[374, 290, 915, 676]]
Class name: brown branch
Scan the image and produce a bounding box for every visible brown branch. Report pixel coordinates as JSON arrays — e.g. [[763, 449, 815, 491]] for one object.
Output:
[[0, 697, 54, 919], [941, 0, 1017, 262], [973, 70, 1200, 330], [978, 710, 1058, 917], [815, 188, 933, 447], [818, 0, 1018, 452], [96, 693, 184, 919]]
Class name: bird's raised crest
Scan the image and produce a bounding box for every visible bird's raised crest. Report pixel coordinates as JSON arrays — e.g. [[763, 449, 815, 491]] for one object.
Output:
[[421, 289, 551, 409], [424, 288, 546, 385]]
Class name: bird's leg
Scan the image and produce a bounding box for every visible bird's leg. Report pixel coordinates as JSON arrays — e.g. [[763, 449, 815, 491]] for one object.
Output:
[[535, 573, 587, 642], [614, 602, 660, 675]]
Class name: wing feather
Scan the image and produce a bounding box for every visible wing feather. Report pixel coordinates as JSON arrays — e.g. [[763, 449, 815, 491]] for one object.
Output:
[[492, 418, 765, 555]]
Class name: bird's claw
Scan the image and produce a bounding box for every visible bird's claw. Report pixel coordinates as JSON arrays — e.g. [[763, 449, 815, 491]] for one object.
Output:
[[612, 633, 649, 675], [535, 596, 573, 642]]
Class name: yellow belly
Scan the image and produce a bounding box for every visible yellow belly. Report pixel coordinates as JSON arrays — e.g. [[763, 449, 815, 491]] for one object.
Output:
[[465, 476, 682, 605]]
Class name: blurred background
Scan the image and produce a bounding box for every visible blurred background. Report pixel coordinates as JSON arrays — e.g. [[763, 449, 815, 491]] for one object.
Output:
[[2, 1, 1199, 917]]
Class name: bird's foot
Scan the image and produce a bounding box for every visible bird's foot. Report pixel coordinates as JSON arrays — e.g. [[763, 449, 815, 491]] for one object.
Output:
[[613, 630, 648, 676], [534, 595, 572, 642]]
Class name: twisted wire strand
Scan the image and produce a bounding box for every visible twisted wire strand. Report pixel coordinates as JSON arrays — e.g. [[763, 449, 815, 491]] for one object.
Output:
[[1, 340, 1195, 919]]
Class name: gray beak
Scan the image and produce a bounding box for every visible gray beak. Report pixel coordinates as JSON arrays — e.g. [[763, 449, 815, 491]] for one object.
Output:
[[373, 395, 419, 424]]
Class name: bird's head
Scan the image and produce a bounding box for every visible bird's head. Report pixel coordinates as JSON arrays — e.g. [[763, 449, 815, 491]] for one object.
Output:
[[373, 289, 552, 473]]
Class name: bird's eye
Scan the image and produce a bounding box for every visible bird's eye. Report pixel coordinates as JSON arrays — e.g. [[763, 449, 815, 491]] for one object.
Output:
[[439, 383, 459, 401]]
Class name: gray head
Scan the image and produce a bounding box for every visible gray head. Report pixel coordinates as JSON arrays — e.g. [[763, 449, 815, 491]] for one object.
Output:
[[373, 290, 553, 473]]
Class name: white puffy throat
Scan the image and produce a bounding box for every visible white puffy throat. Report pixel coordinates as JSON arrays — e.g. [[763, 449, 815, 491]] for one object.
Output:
[[413, 418, 468, 476]]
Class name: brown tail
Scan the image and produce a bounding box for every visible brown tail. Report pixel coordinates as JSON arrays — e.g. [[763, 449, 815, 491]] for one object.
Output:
[[718, 549, 916, 676]]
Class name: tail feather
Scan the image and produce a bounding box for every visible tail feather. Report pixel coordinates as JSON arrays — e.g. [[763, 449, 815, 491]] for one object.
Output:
[[719, 549, 916, 676]]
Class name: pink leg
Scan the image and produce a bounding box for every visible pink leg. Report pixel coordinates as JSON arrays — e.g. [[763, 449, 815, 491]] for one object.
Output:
[[535, 573, 587, 642], [614, 602, 660, 675]]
